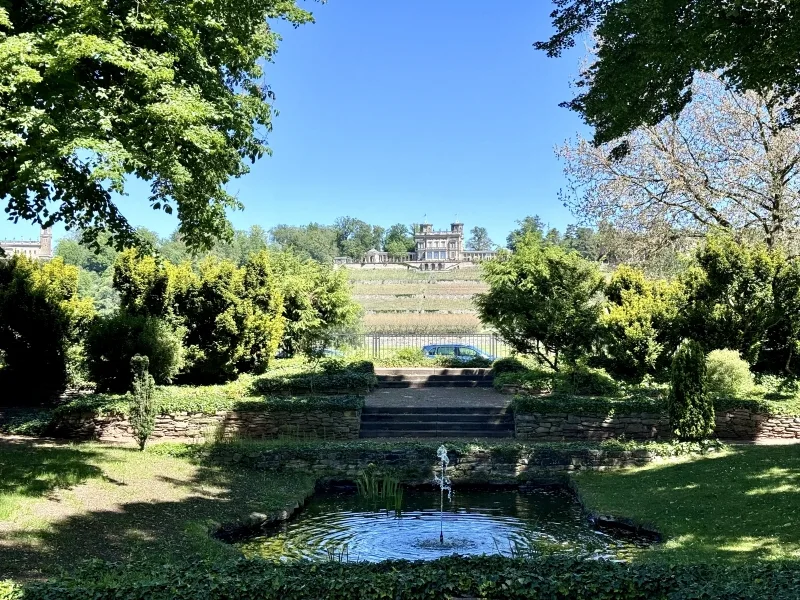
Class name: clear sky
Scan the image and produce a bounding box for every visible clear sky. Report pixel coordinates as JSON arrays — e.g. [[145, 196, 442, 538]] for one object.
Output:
[[0, 0, 590, 246]]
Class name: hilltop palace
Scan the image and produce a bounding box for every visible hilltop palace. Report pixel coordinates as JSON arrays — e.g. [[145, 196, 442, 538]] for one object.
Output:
[[334, 222, 497, 271], [0, 227, 53, 260]]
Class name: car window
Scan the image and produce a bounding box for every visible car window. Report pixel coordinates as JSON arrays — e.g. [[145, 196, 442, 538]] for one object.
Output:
[[435, 346, 455, 356], [457, 347, 478, 357]]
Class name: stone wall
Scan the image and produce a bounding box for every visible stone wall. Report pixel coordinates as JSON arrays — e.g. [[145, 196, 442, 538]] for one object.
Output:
[[515, 409, 800, 441], [216, 445, 659, 484], [51, 409, 361, 442]]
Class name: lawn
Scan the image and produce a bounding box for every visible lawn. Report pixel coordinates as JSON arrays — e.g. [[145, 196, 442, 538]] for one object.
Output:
[[574, 444, 800, 563], [0, 439, 314, 581]]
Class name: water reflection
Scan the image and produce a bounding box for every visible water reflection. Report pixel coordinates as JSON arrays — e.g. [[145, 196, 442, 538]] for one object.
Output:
[[237, 487, 651, 562]]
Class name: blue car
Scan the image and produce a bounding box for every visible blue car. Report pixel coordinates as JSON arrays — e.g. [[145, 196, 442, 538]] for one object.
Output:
[[422, 344, 496, 362]]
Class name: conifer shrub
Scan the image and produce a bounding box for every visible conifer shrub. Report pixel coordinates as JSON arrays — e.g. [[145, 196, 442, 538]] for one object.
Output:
[[669, 340, 714, 440], [705, 349, 755, 398], [129, 355, 156, 451]]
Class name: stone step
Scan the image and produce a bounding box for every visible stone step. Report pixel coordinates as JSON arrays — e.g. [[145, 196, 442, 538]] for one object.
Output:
[[362, 406, 509, 415], [374, 368, 493, 377], [378, 380, 493, 389], [361, 415, 514, 426], [360, 421, 514, 433], [359, 429, 513, 439]]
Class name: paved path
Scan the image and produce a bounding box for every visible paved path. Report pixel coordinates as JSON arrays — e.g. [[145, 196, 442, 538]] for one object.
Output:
[[366, 387, 511, 408]]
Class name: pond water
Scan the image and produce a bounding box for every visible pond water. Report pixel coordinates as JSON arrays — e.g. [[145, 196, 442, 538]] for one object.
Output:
[[237, 487, 651, 562]]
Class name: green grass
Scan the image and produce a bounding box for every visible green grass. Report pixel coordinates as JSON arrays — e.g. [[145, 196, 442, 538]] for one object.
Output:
[[574, 444, 800, 563], [0, 439, 315, 581]]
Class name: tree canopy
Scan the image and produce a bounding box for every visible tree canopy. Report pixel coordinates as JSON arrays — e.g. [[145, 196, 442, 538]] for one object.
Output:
[[0, 0, 315, 250], [538, 0, 800, 144]]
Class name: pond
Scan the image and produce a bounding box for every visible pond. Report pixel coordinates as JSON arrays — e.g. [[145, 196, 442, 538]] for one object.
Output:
[[237, 486, 652, 562]]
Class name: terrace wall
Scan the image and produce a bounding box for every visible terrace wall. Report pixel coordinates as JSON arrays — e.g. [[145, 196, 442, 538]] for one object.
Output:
[[50, 409, 362, 442]]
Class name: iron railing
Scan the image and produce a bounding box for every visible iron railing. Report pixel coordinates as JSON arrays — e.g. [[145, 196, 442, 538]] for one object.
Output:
[[328, 333, 513, 359]]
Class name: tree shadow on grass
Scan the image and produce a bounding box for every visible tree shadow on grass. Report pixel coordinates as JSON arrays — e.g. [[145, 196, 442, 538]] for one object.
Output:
[[0, 438, 103, 499], [0, 440, 314, 581], [571, 444, 800, 563]]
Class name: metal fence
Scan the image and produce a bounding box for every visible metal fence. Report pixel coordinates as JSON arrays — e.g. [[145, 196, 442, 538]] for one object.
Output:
[[328, 333, 513, 359]]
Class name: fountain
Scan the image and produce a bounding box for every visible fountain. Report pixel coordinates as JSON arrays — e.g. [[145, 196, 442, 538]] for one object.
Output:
[[434, 444, 452, 544]]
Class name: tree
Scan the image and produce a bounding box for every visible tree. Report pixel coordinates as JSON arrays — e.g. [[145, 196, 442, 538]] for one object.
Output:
[[599, 266, 682, 380], [129, 355, 156, 451], [384, 224, 415, 257], [466, 227, 494, 251], [0, 1, 314, 250], [537, 0, 800, 144], [559, 73, 800, 250], [271, 251, 361, 357], [668, 339, 714, 441], [476, 234, 604, 370], [270, 223, 340, 263], [334, 217, 385, 260], [506, 216, 545, 250], [0, 256, 94, 400]]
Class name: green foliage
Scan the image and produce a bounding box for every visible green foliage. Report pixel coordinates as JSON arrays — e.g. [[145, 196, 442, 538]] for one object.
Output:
[[129, 355, 156, 451], [536, 1, 800, 144], [270, 223, 340, 264], [0, 0, 314, 249], [252, 359, 377, 396], [495, 367, 556, 394], [113, 249, 172, 318], [85, 313, 185, 393], [476, 234, 604, 370], [599, 266, 681, 380], [466, 226, 494, 251], [334, 217, 385, 260], [512, 393, 665, 416], [383, 223, 415, 256], [271, 252, 360, 358], [0, 256, 94, 401], [669, 340, 714, 441], [553, 364, 620, 396], [373, 348, 492, 368], [15, 556, 800, 599], [680, 234, 781, 366], [491, 357, 529, 376], [706, 349, 755, 398]]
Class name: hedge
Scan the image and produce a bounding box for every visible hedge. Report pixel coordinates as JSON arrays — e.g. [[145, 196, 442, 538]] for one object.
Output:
[[5, 556, 800, 600], [251, 360, 378, 395], [512, 393, 800, 417], [50, 388, 365, 419]]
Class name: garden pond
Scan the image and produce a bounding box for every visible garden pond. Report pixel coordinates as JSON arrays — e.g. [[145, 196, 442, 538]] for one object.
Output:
[[237, 486, 653, 562]]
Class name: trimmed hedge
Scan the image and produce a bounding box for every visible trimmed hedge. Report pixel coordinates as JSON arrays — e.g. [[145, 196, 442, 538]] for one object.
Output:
[[6, 556, 800, 600], [512, 392, 800, 418], [251, 359, 378, 395], [51, 387, 364, 419], [495, 364, 620, 396]]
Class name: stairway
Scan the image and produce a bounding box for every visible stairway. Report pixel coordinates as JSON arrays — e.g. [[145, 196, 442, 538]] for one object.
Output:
[[374, 368, 493, 389], [360, 406, 515, 438]]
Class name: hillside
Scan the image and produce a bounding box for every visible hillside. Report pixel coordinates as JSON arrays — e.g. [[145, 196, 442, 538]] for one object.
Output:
[[347, 267, 487, 334]]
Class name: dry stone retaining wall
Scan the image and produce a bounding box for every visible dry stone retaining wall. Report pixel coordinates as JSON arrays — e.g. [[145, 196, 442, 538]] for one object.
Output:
[[216, 446, 659, 483], [515, 409, 800, 441], [51, 409, 361, 442]]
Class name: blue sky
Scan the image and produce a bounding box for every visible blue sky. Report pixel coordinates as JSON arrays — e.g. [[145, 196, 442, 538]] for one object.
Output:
[[0, 0, 589, 246]]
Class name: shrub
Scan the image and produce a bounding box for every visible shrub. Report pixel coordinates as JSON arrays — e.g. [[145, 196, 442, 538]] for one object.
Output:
[[85, 313, 185, 393], [252, 359, 378, 396], [669, 340, 714, 441], [553, 364, 620, 396], [491, 356, 528, 375], [0, 256, 94, 402], [129, 355, 156, 450], [494, 368, 556, 394], [705, 349, 755, 398]]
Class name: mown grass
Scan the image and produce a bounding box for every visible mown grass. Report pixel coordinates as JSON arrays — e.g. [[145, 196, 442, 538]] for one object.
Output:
[[575, 444, 800, 563], [0, 440, 315, 581]]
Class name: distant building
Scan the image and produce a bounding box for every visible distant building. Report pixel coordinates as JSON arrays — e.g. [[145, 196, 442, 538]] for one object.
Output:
[[335, 222, 497, 271], [0, 227, 54, 260]]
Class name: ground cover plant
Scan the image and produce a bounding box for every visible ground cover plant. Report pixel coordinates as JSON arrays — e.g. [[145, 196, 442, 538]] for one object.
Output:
[[7, 556, 800, 600]]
